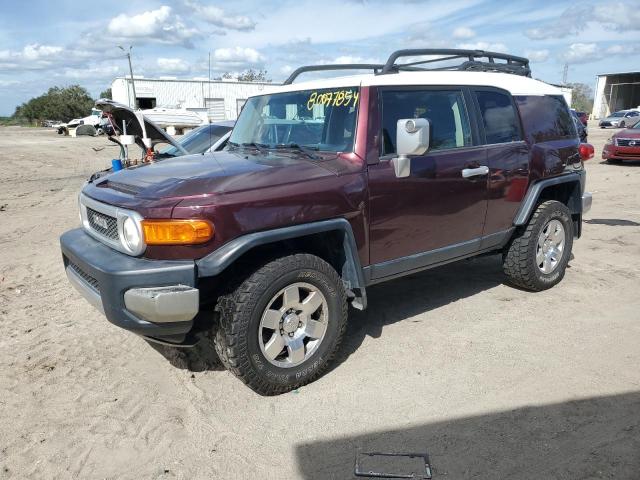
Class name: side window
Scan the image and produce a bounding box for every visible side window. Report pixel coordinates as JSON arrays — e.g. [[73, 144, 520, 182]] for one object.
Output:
[[474, 90, 522, 144], [381, 89, 472, 154], [514, 95, 577, 143]]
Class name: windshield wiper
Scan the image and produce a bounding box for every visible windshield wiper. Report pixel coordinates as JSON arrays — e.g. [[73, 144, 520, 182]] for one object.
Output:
[[228, 141, 269, 154], [274, 143, 321, 159]]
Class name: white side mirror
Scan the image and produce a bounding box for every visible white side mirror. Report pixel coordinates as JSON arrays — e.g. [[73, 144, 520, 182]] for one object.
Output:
[[392, 118, 430, 178]]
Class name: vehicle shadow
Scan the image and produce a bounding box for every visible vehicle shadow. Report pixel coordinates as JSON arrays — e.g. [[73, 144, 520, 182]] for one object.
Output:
[[599, 160, 640, 167], [295, 391, 640, 479], [584, 218, 640, 227], [147, 332, 225, 372], [329, 254, 506, 373], [149, 255, 508, 374]]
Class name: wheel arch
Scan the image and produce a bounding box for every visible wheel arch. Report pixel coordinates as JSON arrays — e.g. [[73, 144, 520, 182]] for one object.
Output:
[[196, 219, 367, 309], [513, 172, 585, 236]]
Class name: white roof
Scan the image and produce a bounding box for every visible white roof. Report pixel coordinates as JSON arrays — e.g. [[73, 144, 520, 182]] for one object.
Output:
[[261, 71, 562, 97]]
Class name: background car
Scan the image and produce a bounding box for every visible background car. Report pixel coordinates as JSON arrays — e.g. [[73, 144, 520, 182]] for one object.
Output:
[[572, 111, 588, 142], [602, 121, 640, 163], [599, 109, 640, 129], [156, 121, 234, 158], [571, 109, 588, 127]]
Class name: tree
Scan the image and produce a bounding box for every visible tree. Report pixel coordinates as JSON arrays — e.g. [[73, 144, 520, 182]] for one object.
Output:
[[99, 88, 112, 100], [567, 82, 593, 113], [13, 85, 94, 123], [217, 69, 271, 82]]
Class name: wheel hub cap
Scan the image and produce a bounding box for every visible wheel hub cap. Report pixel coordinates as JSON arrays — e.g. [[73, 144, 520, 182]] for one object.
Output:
[[536, 219, 566, 274], [258, 282, 329, 368], [282, 313, 300, 334]]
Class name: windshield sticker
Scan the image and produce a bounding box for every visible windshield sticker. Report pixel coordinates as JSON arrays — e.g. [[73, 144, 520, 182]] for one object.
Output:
[[307, 89, 359, 110]]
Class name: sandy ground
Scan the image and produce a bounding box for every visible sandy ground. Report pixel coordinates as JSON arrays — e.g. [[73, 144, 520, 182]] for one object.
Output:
[[0, 124, 639, 479]]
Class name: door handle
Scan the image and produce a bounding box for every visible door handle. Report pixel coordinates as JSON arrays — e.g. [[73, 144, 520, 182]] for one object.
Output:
[[461, 166, 489, 178]]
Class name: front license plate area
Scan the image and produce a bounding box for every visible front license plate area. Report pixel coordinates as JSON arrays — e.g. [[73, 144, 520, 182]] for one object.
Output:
[[354, 452, 432, 479]]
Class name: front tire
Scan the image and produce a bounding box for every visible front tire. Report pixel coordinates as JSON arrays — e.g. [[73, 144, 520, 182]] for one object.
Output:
[[214, 254, 348, 395], [503, 200, 574, 291]]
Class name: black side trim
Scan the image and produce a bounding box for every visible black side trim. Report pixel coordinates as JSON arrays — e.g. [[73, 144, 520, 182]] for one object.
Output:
[[364, 229, 514, 286], [365, 237, 481, 285], [196, 219, 367, 309], [513, 172, 584, 226]]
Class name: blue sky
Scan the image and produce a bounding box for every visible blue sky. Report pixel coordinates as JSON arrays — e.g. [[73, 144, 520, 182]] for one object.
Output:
[[0, 0, 639, 115]]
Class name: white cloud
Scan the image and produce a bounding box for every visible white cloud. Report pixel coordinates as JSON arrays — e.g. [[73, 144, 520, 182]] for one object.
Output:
[[184, 0, 255, 31], [452, 27, 475, 39], [592, 2, 640, 32], [213, 47, 264, 65], [525, 49, 550, 63], [0, 79, 19, 88], [457, 41, 508, 52], [56, 65, 120, 80], [526, 3, 640, 40], [107, 6, 198, 47], [560, 43, 599, 64], [157, 57, 190, 73], [0, 44, 95, 70]]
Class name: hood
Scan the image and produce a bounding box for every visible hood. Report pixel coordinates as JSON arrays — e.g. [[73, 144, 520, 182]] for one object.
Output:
[[95, 99, 187, 154], [613, 128, 640, 139], [85, 149, 338, 202]]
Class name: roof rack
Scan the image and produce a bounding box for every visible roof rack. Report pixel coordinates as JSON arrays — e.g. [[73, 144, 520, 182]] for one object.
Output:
[[283, 49, 531, 84], [381, 49, 531, 77], [283, 64, 384, 85]]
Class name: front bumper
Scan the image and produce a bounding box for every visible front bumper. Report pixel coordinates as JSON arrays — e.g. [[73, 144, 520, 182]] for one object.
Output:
[[60, 228, 198, 343], [602, 145, 640, 161]]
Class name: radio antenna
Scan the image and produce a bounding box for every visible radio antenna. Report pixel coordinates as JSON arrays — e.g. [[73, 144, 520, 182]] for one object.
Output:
[[208, 51, 212, 154]]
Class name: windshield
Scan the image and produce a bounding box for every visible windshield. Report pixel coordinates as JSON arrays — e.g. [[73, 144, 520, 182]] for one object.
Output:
[[611, 112, 626, 117], [159, 125, 231, 157], [229, 87, 359, 153]]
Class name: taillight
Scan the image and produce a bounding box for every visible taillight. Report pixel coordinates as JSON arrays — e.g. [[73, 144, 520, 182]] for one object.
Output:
[[578, 143, 594, 161]]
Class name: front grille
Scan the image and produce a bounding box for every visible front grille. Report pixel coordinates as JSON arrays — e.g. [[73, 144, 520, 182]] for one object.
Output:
[[68, 261, 100, 293], [86, 207, 118, 240], [616, 138, 640, 147]]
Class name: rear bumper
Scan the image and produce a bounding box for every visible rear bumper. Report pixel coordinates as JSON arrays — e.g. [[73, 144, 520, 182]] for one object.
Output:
[[60, 228, 198, 343], [582, 192, 592, 215]]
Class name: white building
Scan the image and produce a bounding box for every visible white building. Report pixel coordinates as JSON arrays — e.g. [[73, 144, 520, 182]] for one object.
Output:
[[592, 71, 640, 119], [111, 77, 274, 121]]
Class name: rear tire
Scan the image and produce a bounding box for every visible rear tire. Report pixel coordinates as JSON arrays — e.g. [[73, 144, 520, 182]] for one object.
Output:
[[214, 254, 348, 395], [503, 200, 573, 291]]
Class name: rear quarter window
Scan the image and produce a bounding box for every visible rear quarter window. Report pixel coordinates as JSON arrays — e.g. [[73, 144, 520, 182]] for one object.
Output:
[[474, 90, 522, 144], [514, 95, 577, 143]]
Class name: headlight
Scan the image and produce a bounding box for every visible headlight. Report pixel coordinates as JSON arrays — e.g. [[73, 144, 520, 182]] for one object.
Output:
[[121, 216, 142, 253]]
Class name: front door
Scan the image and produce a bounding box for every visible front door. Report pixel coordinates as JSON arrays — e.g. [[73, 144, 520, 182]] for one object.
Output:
[[368, 87, 488, 276]]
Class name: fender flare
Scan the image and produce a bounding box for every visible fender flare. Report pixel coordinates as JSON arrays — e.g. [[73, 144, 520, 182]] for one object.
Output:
[[195, 218, 367, 309], [513, 171, 585, 226]]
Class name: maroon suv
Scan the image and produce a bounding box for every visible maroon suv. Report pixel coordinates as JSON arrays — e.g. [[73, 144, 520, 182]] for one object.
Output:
[[60, 49, 593, 395]]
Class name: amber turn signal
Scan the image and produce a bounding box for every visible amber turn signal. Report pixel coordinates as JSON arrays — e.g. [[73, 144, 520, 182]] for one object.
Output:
[[141, 219, 214, 245]]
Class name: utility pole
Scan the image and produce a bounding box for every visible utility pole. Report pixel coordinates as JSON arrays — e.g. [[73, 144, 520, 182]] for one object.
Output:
[[118, 45, 137, 108], [562, 62, 569, 84]]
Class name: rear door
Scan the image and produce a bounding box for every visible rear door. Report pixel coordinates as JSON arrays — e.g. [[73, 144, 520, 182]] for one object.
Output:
[[471, 88, 530, 247], [367, 87, 489, 272]]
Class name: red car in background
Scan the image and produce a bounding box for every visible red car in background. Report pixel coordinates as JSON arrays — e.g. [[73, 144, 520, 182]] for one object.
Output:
[[603, 122, 640, 162], [571, 109, 588, 127]]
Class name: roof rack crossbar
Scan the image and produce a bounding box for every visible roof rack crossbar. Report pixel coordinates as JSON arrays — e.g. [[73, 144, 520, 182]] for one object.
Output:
[[283, 49, 532, 85], [283, 64, 384, 85], [381, 49, 531, 77]]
